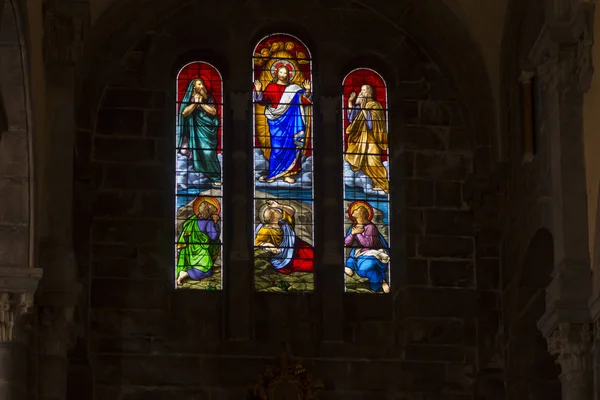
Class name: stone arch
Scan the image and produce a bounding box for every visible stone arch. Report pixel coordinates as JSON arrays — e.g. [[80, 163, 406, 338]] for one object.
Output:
[[72, 1, 496, 295], [0, 0, 33, 269], [71, 4, 502, 396], [506, 228, 561, 399], [75, 0, 497, 161]]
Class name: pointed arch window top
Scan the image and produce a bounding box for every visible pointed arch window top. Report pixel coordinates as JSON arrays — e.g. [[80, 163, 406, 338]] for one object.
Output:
[[174, 61, 224, 290], [252, 33, 315, 292], [342, 68, 391, 294]]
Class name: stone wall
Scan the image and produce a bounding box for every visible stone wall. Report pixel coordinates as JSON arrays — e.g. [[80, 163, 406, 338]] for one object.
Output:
[[498, 2, 561, 395], [0, 0, 30, 271], [497, 0, 595, 398], [72, 4, 501, 399]]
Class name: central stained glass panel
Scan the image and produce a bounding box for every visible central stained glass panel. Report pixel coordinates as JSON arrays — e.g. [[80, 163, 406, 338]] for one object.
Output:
[[252, 33, 315, 292]]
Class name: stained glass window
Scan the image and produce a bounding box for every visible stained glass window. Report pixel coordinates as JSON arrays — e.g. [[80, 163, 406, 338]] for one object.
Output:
[[342, 68, 391, 294], [252, 34, 315, 292], [175, 61, 223, 290]]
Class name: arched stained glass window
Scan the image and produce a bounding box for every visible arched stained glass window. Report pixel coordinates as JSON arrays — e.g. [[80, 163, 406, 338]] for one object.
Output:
[[174, 61, 224, 290], [252, 34, 315, 292], [342, 68, 391, 294]]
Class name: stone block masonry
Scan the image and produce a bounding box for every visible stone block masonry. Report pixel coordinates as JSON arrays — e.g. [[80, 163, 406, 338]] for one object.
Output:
[[73, 26, 500, 399]]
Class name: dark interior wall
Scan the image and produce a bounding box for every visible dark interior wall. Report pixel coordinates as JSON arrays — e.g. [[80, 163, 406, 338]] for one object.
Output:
[[505, 229, 560, 399], [72, 2, 500, 398], [0, 0, 30, 270], [499, 1, 563, 397]]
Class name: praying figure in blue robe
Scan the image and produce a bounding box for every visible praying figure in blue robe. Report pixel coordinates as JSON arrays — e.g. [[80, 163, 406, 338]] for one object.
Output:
[[253, 64, 312, 184], [344, 202, 390, 293], [177, 78, 221, 186]]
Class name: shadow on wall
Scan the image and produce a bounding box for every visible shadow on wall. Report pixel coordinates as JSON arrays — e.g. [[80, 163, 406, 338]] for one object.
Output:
[[506, 228, 560, 399], [0, 97, 7, 137]]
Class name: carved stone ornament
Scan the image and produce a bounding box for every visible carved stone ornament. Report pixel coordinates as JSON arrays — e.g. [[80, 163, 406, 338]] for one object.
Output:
[[42, 0, 84, 65], [0, 266, 42, 342], [248, 346, 324, 399], [0, 292, 35, 342], [536, 56, 560, 93], [518, 70, 536, 85], [548, 323, 593, 373]]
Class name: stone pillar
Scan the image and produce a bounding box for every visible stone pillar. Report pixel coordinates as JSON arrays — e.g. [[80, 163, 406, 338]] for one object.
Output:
[[518, 70, 536, 163], [318, 96, 343, 342], [529, 1, 597, 399], [36, 1, 86, 399], [548, 323, 594, 399], [37, 301, 78, 400], [226, 91, 252, 340], [0, 268, 42, 400], [593, 319, 600, 400]]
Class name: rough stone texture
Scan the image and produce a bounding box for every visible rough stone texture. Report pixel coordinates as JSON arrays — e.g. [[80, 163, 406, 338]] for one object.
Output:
[[0, 0, 30, 270], [0, 0, 584, 398], [67, 0, 507, 393], [1, 0, 590, 397], [495, 0, 591, 397]]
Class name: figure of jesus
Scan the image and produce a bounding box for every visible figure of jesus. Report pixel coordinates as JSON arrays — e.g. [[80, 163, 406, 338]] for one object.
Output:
[[177, 78, 221, 186], [253, 65, 312, 184], [345, 84, 389, 193]]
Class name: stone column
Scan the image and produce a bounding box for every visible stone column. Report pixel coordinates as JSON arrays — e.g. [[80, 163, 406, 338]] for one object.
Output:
[[318, 96, 343, 342], [226, 91, 252, 340], [36, 300, 78, 400], [0, 268, 42, 400], [518, 70, 536, 163], [36, 1, 85, 399], [548, 323, 594, 399], [593, 319, 600, 400], [531, 2, 596, 399]]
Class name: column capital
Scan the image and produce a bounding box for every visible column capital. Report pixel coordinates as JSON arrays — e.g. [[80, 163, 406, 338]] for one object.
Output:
[[547, 322, 593, 374], [518, 70, 536, 85], [0, 292, 36, 343], [528, 0, 595, 93], [0, 266, 42, 343], [42, 0, 85, 67]]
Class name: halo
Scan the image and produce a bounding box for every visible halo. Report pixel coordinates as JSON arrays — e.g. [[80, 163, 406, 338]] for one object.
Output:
[[348, 200, 374, 222], [257, 202, 284, 224], [270, 59, 295, 80], [193, 196, 221, 217], [258, 203, 270, 224]]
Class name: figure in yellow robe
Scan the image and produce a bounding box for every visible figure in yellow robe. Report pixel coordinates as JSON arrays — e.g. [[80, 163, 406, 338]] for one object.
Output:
[[254, 200, 314, 274], [344, 84, 389, 193]]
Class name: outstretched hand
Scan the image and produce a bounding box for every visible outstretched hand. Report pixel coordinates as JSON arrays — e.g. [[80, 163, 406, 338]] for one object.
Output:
[[254, 80, 262, 92], [266, 200, 280, 208], [302, 79, 311, 91], [349, 92, 357, 102]]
